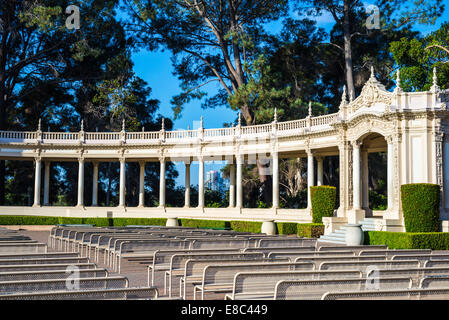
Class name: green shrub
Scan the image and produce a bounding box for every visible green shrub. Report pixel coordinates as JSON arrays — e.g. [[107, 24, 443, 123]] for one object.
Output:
[[401, 183, 440, 232], [230, 221, 262, 233], [297, 223, 324, 238], [310, 186, 336, 223], [276, 223, 297, 235], [364, 231, 449, 250]]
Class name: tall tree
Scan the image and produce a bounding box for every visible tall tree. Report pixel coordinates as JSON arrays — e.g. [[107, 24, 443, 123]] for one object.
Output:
[[294, 0, 444, 99]]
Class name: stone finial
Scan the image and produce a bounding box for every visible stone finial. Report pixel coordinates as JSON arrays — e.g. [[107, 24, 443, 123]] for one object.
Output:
[[238, 112, 241, 127], [370, 66, 375, 79], [431, 67, 440, 93], [142, 126, 145, 132], [273, 108, 277, 122], [38, 118, 41, 131], [340, 86, 348, 105], [80, 120, 84, 131], [200, 116, 203, 129], [394, 69, 402, 93], [308, 102, 312, 117], [122, 119, 125, 132], [161, 117, 165, 131]]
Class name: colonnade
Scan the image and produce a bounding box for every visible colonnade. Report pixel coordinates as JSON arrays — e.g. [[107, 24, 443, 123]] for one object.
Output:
[[30, 139, 394, 211]]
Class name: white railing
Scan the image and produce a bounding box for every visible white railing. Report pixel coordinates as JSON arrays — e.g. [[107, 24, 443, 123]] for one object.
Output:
[[85, 132, 120, 140], [277, 119, 308, 131], [0, 131, 37, 140], [311, 113, 338, 126], [0, 112, 339, 145], [42, 132, 79, 140]]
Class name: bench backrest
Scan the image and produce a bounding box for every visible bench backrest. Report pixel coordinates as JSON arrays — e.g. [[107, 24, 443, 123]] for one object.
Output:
[[170, 253, 266, 272], [319, 260, 421, 274], [0, 287, 158, 300], [367, 267, 449, 286], [419, 276, 449, 289], [274, 277, 413, 300], [120, 239, 190, 254], [184, 259, 290, 278], [392, 254, 449, 262], [0, 262, 97, 272], [358, 249, 432, 256], [231, 270, 363, 299], [293, 255, 388, 265], [0, 257, 89, 265], [0, 276, 129, 294], [271, 250, 356, 260], [189, 239, 253, 250], [242, 246, 316, 257], [203, 262, 316, 287], [0, 268, 108, 282], [322, 288, 449, 300], [258, 238, 316, 248], [318, 245, 387, 254], [0, 243, 47, 254]]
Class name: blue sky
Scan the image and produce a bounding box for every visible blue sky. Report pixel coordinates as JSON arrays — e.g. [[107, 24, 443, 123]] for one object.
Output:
[[129, 2, 448, 187]]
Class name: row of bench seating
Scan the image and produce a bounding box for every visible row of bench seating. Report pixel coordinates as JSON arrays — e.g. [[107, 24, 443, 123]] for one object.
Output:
[[0, 226, 158, 300], [48, 225, 449, 300]]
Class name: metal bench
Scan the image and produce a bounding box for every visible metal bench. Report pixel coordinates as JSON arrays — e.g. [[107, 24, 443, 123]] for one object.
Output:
[[194, 262, 316, 300], [0, 268, 108, 282], [0, 243, 47, 254], [0, 252, 80, 260], [257, 238, 317, 248], [423, 260, 449, 268], [274, 277, 413, 300], [0, 262, 97, 273], [358, 249, 432, 257], [419, 276, 449, 288], [0, 257, 90, 265], [270, 250, 357, 260], [189, 239, 254, 250], [226, 270, 364, 300], [148, 249, 245, 286], [0, 287, 159, 300], [367, 267, 449, 287], [165, 254, 269, 298], [242, 246, 316, 257], [0, 276, 129, 294], [116, 239, 190, 273], [318, 245, 387, 254], [321, 288, 449, 300], [319, 260, 421, 274]]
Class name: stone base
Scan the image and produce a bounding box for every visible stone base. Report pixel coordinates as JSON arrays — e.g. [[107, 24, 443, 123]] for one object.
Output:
[[346, 208, 366, 224], [261, 220, 276, 235], [166, 217, 179, 227], [322, 216, 348, 235]]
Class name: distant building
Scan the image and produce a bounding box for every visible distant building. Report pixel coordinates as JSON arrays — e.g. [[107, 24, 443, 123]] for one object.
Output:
[[206, 170, 228, 193]]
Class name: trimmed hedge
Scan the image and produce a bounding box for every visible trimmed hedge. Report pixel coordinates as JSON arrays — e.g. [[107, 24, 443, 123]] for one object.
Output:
[[0, 215, 325, 238], [297, 223, 325, 238], [310, 186, 336, 223], [364, 231, 449, 250], [401, 183, 440, 232]]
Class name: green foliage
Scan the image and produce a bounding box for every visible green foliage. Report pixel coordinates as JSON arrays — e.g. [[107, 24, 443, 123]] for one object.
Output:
[[276, 223, 297, 235], [369, 190, 387, 210], [401, 183, 440, 232], [310, 186, 336, 223], [365, 231, 449, 250], [229, 221, 263, 233], [257, 201, 269, 208], [297, 223, 325, 238], [0, 216, 166, 227], [390, 22, 449, 92]]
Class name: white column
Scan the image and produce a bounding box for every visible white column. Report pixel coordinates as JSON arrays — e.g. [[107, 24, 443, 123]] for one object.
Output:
[[159, 158, 166, 207], [138, 161, 145, 207], [77, 159, 84, 207], [92, 161, 99, 207], [198, 157, 204, 208], [229, 163, 235, 207], [184, 162, 190, 208], [33, 158, 41, 207], [272, 152, 279, 208], [352, 141, 362, 209], [387, 137, 394, 210], [236, 155, 243, 208], [43, 161, 50, 206], [317, 157, 324, 186], [362, 150, 369, 209], [119, 159, 125, 207], [307, 150, 315, 209]]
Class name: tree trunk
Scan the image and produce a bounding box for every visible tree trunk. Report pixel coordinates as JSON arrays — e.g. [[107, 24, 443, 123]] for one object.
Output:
[[343, 0, 356, 100]]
